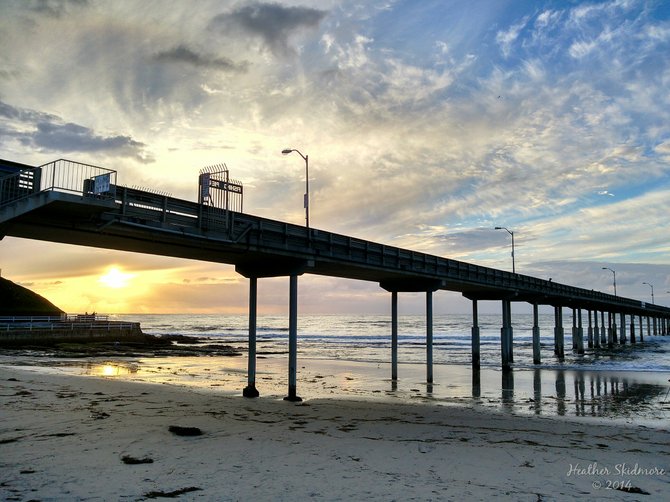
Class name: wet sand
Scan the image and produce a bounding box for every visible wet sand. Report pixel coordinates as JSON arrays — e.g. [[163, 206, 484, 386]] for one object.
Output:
[[5, 353, 669, 424], [1, 362, 669, 501]]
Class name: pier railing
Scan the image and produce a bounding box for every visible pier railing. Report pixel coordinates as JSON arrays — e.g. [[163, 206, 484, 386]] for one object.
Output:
[[0, 159, 117, 209]]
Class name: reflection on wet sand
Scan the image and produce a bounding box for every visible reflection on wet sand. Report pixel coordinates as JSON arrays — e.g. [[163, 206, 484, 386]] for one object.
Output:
[[81, 361, 139, 377], [6, 355, 667, 423], [467, 367, 669, 419]]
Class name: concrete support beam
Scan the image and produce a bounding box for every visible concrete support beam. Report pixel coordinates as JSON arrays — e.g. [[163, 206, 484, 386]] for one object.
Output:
[[647, 317, 651, 340], [600, 311, 607, 345], [593, 310, 600, 348], [576, 308, 584, 354], [391, 291, 398, 381], [243, 277, 260, 398], [587, 310, 594, 349], [532, 303, 541, 365], [630, 316, 635, 345], [426, 291, 433, 384], [501, 299, 513, 371], [284, 274, 302, 402], [471, 300, 480, 369], [554, 306, 564, 358], [612, 312, 619, 345], [608, 312, 614, 348], [572, 308, 577, 352], [619, 313, 626, 344]]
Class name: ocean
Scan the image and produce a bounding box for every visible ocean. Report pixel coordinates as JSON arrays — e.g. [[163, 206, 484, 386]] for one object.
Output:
[[112, 313, 670, 373]]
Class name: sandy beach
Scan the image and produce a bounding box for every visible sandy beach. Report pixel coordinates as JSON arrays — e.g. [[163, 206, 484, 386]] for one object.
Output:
[[1, 363, 668, 501]]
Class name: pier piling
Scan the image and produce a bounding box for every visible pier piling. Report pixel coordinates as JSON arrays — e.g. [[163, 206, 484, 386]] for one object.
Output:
[[243, 277, 260, 398], [532, 303, 541, 364], [426, 291, 433, 384], [284, 274, 302, 402], [471, 300, 480, 369]]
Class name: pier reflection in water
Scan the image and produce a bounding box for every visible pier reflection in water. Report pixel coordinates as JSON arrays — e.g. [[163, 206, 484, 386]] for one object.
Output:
[[469, 367, 669, 419]]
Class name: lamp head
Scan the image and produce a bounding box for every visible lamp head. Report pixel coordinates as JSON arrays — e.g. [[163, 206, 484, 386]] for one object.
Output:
[[282, 149, 293, 155], [495, 226, 502, 230]]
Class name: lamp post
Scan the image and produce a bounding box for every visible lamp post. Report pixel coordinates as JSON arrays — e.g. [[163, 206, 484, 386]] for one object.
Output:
[[602, 267, 617, 296], [281, 148, 309, 229], [643, 282, 655, 304], [494, 226, 515, 273]]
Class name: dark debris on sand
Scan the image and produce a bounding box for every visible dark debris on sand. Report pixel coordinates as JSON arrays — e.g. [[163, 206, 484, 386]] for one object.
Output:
[[143, 486, 202, 498]]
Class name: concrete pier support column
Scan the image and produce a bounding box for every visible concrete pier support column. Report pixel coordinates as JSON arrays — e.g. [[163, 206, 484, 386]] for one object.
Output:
[[612, 313, 618, 344], [587, 310, 594, 349], [593, 310, 600, 348], [391, 291, 398, 381], [653, 317, 658, 336], [506, 301, 514, 364], [501, 300, 512, 371], [426, 290, 433, 384], [607, 312, 614, 348], [554, 306, 564, 358], [284, 275, 302, 402], [471, 300, 480, 369], [619, 313, 626, 344], [576, 308, 584, 354], [243, 277, 260, 398], [532, 303, 541, 365], [600, 311, 607, 345], [638, 315, 643, 342], [630, 316, 636, 344], [647, 317, 651, 340], [571, 309, 578, 351]]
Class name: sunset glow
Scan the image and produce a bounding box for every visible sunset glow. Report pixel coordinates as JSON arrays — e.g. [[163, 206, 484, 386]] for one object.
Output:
[[99, 267, 134, 289]]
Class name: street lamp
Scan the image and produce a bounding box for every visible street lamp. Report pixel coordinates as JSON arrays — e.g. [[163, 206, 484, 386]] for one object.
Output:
[[495, 226, 515, 273], [643, 282, 655, 304], [602, 267, 617, 296], [281, 148, 309, 229]]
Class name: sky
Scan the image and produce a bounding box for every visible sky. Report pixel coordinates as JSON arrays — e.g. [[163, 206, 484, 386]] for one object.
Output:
[[1, 0, 669, 315]]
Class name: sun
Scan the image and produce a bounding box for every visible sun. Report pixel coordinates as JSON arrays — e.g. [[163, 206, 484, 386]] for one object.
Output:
[[99, 266, 135, 289]]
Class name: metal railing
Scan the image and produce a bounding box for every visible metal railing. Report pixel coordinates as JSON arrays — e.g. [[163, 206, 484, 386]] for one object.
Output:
[[38, 159, 117, 198], [0, 314, 139, 332], [0, 159, 117, 208]]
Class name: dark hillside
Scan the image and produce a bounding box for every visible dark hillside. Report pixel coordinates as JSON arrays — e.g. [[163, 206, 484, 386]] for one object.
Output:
[[0, 277, 64, 316]]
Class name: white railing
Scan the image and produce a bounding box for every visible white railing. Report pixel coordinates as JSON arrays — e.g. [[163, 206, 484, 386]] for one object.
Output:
[[0, 314, 139, 332]]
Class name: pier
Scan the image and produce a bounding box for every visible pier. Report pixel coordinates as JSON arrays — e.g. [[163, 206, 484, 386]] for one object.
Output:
[[1, 158, 669, 398]]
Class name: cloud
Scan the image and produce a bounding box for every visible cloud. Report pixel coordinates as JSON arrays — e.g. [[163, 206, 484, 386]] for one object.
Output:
[[25, 0, 89, 18], [496, 16, 529, 58], [0, 100, 153, 162], [154, 45, 249, 73], [210, 2, 328, 57]]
